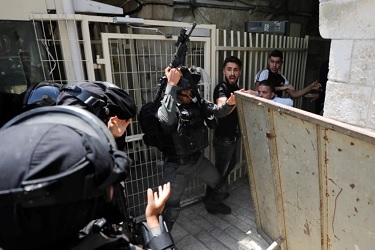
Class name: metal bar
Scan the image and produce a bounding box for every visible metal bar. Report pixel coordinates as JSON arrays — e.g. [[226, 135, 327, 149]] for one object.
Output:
[[81, 18, 95, 81]]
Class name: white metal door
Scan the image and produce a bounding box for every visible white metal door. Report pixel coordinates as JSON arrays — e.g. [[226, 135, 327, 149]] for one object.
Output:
[[99, 32, 213, 216]]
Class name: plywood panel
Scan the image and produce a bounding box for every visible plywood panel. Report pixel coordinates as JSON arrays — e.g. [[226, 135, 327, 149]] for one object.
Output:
[[272, 111, 321, 249], [236, 91, 375, 249], [239, 100, 281, 240], [325, 130, 375, 250]]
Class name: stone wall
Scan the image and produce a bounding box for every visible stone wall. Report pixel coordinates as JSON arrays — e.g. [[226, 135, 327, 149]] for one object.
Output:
[[320, 0, 375, 131]]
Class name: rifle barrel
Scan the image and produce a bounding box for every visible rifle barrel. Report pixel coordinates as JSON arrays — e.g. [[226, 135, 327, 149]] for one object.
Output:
[[187, 22, 197, 38]]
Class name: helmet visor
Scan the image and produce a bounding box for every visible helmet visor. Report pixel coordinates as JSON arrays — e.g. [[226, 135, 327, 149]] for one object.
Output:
[[27, 86, 60, 105]]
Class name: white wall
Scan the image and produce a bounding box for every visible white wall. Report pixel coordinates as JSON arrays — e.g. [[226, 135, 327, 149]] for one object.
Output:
[[320, 0, 375, 132], [1, 0, 59, 20]]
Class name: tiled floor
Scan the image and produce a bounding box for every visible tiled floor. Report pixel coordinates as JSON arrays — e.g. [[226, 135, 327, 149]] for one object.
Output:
[[170, 177, 270, 250]]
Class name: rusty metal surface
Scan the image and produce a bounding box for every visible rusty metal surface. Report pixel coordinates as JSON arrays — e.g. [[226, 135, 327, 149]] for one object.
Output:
[[235, 91, 375, 250]]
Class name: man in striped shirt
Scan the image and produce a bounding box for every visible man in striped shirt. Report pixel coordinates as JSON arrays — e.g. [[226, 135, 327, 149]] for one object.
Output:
[[254, 49, 321, 99]]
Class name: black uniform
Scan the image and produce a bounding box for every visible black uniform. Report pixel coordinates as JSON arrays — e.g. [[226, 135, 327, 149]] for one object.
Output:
[[213, 81, 240, 183], [158, 83, 233, 230]]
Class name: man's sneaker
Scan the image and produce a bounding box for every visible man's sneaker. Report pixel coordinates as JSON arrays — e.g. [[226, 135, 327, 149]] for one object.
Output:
[[205, 202, 231, 215]]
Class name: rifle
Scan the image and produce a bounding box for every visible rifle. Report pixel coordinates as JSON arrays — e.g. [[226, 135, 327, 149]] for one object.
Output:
[[159, 22, 197, 93], [91, 184, 144, 244], [139, 22, 197, 150], [158, 22, 216, 129], [169, 22, 197, 68], [113, 183, 144, 245], [168, 22, 217, 129]]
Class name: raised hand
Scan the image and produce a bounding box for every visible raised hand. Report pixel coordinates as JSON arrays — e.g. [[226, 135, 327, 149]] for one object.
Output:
[[145, 182, 171, 228], [226, 93, 236, 106], [282, 84, 295, 91], [107, 116, 132, 138], [309, 80, 322, 90], [165, 67, 182, 86]]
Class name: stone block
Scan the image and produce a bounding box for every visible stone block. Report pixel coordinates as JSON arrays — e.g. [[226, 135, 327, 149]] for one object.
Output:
[[365, 92, 375, 131], [350, 40, 375, 85], [324, 81, 371, 127], [320, 0, 375, 39], [328, 40, 353, 83]]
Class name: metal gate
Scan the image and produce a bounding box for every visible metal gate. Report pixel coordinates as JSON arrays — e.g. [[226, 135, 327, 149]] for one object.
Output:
[[215, 29, 309, 109], [99, 31, 213, 216]]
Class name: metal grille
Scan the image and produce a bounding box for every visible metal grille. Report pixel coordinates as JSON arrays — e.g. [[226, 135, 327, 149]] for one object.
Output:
[[32, 16, 88, 83], [215, 29, 309, 109]]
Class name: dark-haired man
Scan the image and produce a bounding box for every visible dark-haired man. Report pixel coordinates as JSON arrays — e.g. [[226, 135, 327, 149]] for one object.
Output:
[[257, 80, 293, 106], [213, 56, 246, 197], [254, 49, 321, 99]]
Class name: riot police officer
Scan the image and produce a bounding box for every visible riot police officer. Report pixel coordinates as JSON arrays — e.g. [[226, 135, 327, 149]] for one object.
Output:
[[0, 106, 174, 250], [158, 66, 236, 230]]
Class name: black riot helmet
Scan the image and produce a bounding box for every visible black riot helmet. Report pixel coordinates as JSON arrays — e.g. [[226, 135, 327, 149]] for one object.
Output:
[[56, 81, 136, 123], [178, 66, 201, 91], [0, 106, 132, 250], [22, 81, 61, 110]]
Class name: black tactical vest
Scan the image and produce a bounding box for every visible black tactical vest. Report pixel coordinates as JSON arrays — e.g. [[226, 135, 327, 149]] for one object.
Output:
[[171, 102, 208, 156]]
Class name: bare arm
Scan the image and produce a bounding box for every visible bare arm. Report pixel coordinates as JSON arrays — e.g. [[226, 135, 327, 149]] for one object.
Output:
[[242, 89, 258, 96], [285, 80, 321, 99], [276, 84, 295, 92], [255, 80, 295, 92]]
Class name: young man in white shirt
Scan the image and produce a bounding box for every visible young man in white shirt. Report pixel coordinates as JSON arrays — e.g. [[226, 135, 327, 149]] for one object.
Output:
[[257, 80, 293, 106]]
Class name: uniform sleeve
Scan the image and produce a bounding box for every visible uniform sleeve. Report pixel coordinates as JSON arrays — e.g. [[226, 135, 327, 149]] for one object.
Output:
[[205, 99, 233, 118], [157, 84, 178, 126]]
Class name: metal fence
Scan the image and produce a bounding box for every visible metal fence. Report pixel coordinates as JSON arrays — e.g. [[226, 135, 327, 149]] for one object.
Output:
[[215, 29, 309, 108], [28, 14, 309, 217]]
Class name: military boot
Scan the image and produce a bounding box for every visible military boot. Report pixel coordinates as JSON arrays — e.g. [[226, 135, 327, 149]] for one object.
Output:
[[204, 200, 231, 215], [204, 186, 231, 214]]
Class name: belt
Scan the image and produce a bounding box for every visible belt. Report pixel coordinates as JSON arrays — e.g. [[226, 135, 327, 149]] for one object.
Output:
[[165, 152, 201, 164]]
